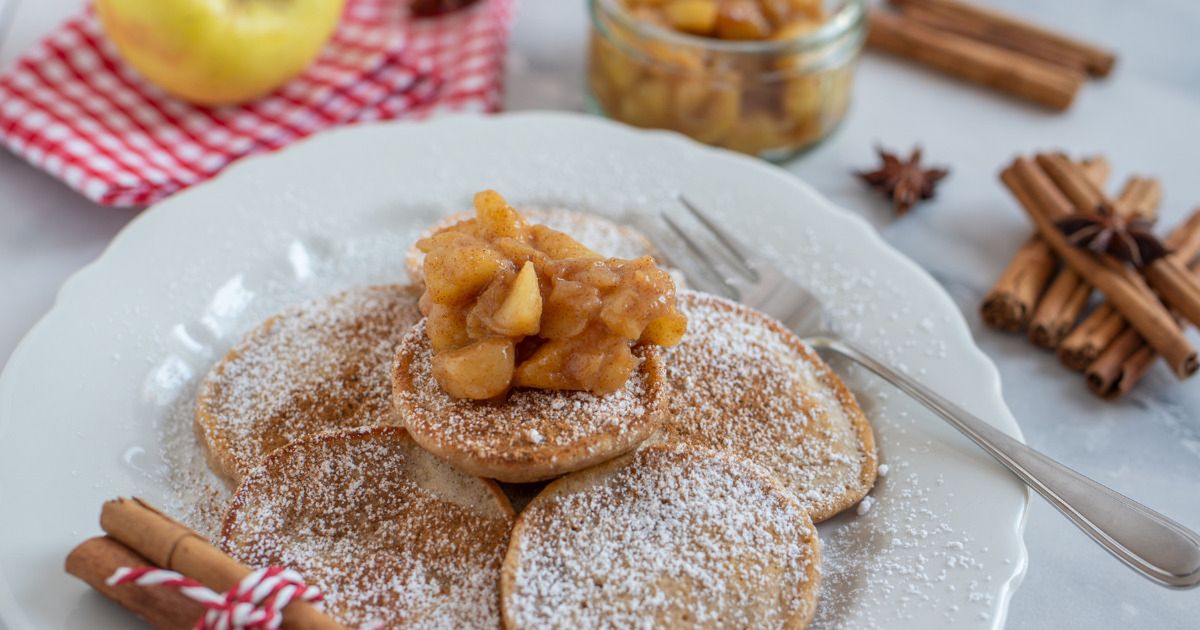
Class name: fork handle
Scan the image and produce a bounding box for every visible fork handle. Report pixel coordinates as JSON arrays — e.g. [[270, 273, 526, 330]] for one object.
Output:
[[809, 335, 1200, 589]]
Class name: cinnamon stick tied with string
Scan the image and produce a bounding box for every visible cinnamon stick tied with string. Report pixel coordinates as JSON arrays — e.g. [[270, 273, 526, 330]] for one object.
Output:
[[887, 0, 1116, 77], [999, 157, 1199, 378], [866, 8, 1084, 111], [1061, 210, 1200, 371], [1026, 166, 1161, 349], [67, 537, 203, 630], [980, 156, 1109, 332], [66, 498, 342, 630]]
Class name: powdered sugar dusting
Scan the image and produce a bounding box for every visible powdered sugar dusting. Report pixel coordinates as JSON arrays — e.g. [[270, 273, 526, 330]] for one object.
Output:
[[221, 427, 512, 629], [157, 379, 231, 539], [195, 285, 421, 483], [506, 445, 819, 629], [659, 291, 876, 520], [134, 189, 1009, 628], [814, 460, 999, 627]]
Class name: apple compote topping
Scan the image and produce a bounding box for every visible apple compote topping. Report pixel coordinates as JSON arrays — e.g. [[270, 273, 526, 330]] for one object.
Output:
[[416, 190, 687, 400]]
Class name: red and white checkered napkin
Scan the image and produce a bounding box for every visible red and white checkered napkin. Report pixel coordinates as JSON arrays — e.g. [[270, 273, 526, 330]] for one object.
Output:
[[0, 0, 513, 207]]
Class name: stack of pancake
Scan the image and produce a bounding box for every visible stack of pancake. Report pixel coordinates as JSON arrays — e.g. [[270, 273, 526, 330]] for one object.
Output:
[[194, 207, 878, 629]]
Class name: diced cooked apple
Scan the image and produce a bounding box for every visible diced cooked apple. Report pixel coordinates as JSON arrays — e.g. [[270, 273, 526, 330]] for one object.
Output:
[[586, 342, 637, 395], [640, 311, 688, 346], [474, 189, 525, 239], [427, 304, 470, 351], [512, 339, 574, 390], [490, 261, 543, 337], [431, 338, 515, 399], [493, 236, 546, 267], [423, 243, 506, 305], [663, 0, 718, 35], [530, 225, 603, 260], [541, 279, 601, 339], [715, 1, 770, 39]]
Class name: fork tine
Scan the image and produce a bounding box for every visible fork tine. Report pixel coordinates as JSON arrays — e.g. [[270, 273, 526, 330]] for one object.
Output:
[[660, 214, 740, 298], [678, 195, 760, 280], [651, 236, 730, 299]]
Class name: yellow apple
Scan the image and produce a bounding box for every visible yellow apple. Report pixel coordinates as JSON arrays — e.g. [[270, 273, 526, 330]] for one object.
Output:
[[95, 0, 346, 106]]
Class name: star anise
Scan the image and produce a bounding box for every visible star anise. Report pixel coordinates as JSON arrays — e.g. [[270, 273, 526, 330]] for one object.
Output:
[[1055, 204, 1168, 267], [857, 146, 950, 215]]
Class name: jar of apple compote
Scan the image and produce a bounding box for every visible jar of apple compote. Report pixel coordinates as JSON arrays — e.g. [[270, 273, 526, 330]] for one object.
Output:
[[588, 0, 865, 160]]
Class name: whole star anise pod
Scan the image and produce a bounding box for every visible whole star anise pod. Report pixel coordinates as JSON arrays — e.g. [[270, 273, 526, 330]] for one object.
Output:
[[1055, 204, 1168, 267], [857, 146, 949, 215]]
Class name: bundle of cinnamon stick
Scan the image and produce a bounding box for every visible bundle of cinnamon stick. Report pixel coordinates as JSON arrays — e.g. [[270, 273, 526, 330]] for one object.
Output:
[[982, 152, 1200, 399], [65, 498, 342, 630], [867, 0, 1116, 111]]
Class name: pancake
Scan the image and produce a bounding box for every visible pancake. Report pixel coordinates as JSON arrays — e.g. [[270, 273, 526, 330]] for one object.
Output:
[[195, 284, 421, 486], [220, 426, 514, 629], [405, 208, 657, 284], [501, 444, 821, 629], [658, 290, 877, 522], [393, 319, 666, 483]]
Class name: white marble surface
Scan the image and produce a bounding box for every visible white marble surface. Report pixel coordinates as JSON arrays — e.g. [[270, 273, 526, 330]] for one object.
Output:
[[2, 0, 1198, 627]]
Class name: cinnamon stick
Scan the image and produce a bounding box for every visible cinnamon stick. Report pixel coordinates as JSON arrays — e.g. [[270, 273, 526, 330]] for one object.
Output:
[[1000, 157, 1198, 378], [1058, 194, 1187, 372], [1144, 257, 1200, 330], [1059, 304, 1127, 370], [93, 497, 342, 630], [66, 537, 203, 630], [1086, 326, 1159, 399], [1038, 152, 1200, 332], [888, 0, 1117, 77], [980, 156, 1109, 332], [980, 237, 1057, 331], [866, 8, 1085, 111], [1086, 250, 1200, 398], [1027, 174, 1159, 349]]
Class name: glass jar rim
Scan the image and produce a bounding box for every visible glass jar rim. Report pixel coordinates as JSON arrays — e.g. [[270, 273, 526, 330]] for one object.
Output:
[[590, 0, 866, 55]]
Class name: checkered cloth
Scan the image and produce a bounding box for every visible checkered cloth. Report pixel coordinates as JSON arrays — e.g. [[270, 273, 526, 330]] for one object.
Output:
[[0, 0, 513, 207]]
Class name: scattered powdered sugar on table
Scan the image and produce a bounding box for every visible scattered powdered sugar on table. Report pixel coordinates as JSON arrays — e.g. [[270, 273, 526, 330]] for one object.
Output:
[[506, 446, 819, 629], [221, 427, 512, 629]]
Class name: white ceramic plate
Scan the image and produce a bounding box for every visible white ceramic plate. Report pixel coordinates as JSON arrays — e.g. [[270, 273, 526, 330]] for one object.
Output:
[[0, 112, 1028, 629]]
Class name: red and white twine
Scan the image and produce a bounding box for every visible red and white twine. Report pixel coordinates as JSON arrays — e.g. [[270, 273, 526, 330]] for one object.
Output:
[[107, 565, 324, 630]]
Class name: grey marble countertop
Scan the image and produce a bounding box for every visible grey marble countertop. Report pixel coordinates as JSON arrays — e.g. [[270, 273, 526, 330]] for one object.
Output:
[[2, 0, 1198, 627]]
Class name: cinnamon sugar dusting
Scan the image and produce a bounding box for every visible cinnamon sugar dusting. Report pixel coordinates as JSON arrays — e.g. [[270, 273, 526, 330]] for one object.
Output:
[[221, 426, 513, 629], [505, 445, 820, 629], [659, 291, 877, 520], [195, 285, 422, 483]]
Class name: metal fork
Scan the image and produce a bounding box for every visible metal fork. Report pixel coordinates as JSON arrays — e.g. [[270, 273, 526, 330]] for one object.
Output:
[[657, 195, 1200, 589]]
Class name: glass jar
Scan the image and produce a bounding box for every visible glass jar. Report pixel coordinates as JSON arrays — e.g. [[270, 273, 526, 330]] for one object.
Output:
[[587, 0, 865, 161]]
